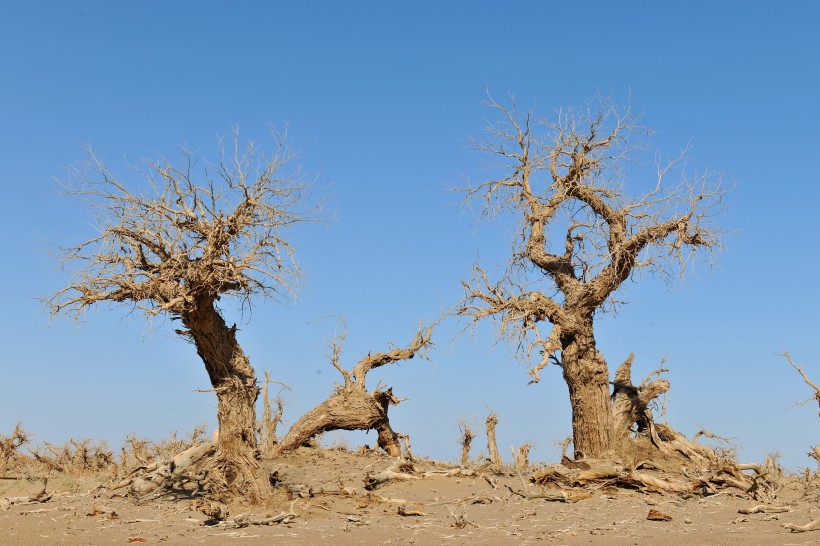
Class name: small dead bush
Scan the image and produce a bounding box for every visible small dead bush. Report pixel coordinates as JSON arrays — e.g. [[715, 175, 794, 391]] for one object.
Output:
[[0, 422, 29, 473], [31, 438, 115, 475]]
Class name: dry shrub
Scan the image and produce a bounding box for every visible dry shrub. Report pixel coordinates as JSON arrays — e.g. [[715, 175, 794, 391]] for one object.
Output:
[[120, 425, 208, 473], [31, 438, 115, 475], [0, 422, 29, 473]]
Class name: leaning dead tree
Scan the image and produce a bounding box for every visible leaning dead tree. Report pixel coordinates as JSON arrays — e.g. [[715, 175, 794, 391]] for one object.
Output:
[[457, 421, 475, 466], [458, 94, 726, 460], [44, 129, 316, 503], [274, 323, 433, 457]]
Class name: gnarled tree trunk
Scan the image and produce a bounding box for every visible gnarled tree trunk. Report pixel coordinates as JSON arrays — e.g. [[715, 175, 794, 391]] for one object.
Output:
[[184, 297, 268, 503], [560, 320, 613, 459], [274, 386, 401, 457]]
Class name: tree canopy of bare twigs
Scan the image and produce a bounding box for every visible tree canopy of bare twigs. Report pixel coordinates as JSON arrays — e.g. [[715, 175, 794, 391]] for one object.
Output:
[[458, 93, 727, 458], [44, 128, 318, 503], [47, 128, 312, 320]]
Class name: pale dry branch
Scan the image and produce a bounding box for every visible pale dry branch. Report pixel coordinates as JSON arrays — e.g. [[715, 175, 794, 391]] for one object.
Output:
[[782, 352, 820, 416], [783, 519, 820, 533]]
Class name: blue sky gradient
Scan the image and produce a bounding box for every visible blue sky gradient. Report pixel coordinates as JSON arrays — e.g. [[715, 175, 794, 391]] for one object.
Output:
[[1, 2, 818, 468]]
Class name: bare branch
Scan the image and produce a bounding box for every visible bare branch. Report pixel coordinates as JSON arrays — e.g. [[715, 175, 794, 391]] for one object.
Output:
[[351, 324, 434, 389], [782, 352, 820, 416], [44, 128, 319, 323]]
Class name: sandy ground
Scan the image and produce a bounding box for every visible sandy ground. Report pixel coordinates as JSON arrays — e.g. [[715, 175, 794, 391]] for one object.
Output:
[[2, 447, 819, 545]]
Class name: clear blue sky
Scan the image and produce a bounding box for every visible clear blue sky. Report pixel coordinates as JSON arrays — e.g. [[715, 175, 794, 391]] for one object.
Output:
[[2, 1, 818, 469]]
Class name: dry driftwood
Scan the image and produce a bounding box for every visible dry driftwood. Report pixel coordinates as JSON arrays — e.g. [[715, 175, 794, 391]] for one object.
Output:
[[738, 505, 793, 514], [363, 469, 419, 490], [1, 478, 51, 511], [397, 505, 427, 517], [783, 518, 820, 533], [108, 441, 216, 498], [232, 511, 298, 527]]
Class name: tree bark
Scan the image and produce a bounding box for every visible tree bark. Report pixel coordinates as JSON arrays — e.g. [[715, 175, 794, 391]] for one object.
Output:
[[273, 386, 401, 457], [560, 322, 613, 459], [183, 297, 268, 503]]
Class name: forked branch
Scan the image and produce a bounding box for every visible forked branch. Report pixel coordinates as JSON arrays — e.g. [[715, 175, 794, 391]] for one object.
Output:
[[782, 351, 820, 416]]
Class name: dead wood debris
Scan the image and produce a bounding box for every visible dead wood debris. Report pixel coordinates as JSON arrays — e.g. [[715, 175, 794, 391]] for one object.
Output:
[[363, 469, 418, 490], [448, 504, 476, 529], [738, 505, 793, 514], [232, 511, 298, 527], [525, 448, 778, 501], [195, 499, 229, 522], [362, 461, 476, 491], [646, 509, 672, 522], [107, 441, 215, 499], [397, 505, 427, 517], [782, 518, 820, 533], [196, 500, 298, 528]]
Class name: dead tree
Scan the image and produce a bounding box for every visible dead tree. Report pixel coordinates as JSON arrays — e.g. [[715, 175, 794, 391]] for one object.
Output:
[[274, 323, 433, 457], [515, 444, 533, 469], [44, 129, 316, 503], [259, 371, 289, 459], [458, 421, 475, 466], [485, 413, 502, 472], [458, 94, 726, 459]]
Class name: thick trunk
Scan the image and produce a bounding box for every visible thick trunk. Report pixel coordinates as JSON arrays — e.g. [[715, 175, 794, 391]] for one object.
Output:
[[274, 386, 401, 457], [183, 298, 268, 503], [561, 321, 613, 459]]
